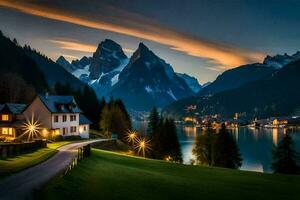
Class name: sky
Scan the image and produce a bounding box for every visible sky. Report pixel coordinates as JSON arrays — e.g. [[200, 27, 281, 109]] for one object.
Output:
[[1, 0, 300, 83]]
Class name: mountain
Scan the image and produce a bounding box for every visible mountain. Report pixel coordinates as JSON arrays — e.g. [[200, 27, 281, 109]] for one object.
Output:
[[202, 81, 211, 88], [89, 39, 128, 80], [176, 73, 202, 93], [263, 51, 300, 69], [56, 56, 77, 73], [0, 31, 48, 103], [72, 56, 92, 69], [57, 40, 196, 111], [198, 52, 300, 96], [164, 58, 300, 119], [198, 63, 277, 96], [25, 49, 86, 91], [109, 43, 194, 110]]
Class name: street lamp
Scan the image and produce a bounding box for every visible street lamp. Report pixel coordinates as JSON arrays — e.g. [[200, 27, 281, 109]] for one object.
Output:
[[134, 137, 151, 158], [125, 130, 138, 145], [21, 114, 42, 141]]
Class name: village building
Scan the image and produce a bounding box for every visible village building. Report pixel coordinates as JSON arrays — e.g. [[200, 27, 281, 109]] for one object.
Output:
[[0, 95, 91, 141], [0, 104, 26, 140]]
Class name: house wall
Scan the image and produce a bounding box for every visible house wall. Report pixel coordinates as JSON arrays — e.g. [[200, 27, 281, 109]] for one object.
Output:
[[51, 113, 80, 136], [23, 97, 52, 129], [79, 124, 89, 138]]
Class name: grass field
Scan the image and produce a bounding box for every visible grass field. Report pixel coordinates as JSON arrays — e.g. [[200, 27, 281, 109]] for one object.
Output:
[[0, 141, 70, 177], [37, 149, 300, 200]]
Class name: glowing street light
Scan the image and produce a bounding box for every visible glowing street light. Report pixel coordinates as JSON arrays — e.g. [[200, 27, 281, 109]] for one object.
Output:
[[134, 137, 151, 158], [21, 114, 42, 141], [125, 130, 138, 145]]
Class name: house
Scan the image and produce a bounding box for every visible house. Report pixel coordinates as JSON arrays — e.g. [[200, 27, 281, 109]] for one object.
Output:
[[0, 104, 26, 140], [23, 94, 92, 139], [0, 94, 92, 141]]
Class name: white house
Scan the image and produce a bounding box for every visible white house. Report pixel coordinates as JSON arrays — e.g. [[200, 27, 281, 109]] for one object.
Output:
[[23, 94, 91, 139]]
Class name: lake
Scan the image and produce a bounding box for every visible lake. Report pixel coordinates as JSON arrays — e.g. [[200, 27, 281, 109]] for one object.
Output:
[[133, 121, 300, 173], [177, 126, 300, 173]]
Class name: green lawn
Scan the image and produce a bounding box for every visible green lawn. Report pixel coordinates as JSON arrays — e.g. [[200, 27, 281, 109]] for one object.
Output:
[[37, 149, 300, 200], [0, 141, 70, 177]]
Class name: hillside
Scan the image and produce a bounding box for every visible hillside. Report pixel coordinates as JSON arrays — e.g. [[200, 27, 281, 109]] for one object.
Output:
[[164, 59, 300, 119], [198, 52, 300, 96], [0, 31, 48, 97], [36, 149, 300, 200], [0, 32, 100, 125]]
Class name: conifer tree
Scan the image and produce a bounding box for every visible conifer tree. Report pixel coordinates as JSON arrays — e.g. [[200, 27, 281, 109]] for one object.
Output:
[[272, 133, 299, 174], [213, 124, 242, 169], [192, 124, 215, 166]]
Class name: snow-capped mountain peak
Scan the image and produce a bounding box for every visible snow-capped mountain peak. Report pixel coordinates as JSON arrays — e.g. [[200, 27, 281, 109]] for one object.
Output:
[[56, 39, 197, 111], [263, 52, 300, 69]]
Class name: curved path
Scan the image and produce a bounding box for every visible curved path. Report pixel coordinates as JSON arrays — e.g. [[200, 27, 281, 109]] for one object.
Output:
[[0, 139, 110, 200]]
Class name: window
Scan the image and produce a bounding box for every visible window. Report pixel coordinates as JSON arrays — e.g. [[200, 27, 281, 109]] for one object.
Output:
[[54, 115, 59, 123], [62, 115, 67, 122], [1, 128, 13, 135], [70, 115, 77, 121], [83, 126, 86, 131], [62, 127, 68, 135], [70, 126, 77, 133], [1, 114, 9, 121]]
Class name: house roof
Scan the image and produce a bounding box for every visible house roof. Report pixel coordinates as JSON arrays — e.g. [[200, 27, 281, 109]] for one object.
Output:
[[79, 114, 92, 125], [38, 94, 82, 113], [0, 103, 27, 114]]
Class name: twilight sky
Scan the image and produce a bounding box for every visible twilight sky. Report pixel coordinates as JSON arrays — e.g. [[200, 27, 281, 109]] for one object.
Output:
[[1, 0, 300, 83]]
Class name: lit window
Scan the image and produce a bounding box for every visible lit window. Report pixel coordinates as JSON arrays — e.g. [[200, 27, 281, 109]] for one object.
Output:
[[63, 127, 68, 135], [1, 114, 9, 121], [1, 128, 13, 135]]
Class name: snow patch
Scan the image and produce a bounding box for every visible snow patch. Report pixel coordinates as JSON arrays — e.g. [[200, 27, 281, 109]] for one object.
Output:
[[72, 64, 90, 78], [167, 89, 177, 100], [145, 85, 153, 93], [111, 74, 119, 86], [145, 62, 151, 69]]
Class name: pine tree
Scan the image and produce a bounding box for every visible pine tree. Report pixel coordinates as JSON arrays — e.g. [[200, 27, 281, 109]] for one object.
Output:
[[147, 107, 160, 137], [164, 119, 182, 162], [115, 98, 132, 131], [213, 124, 242, 169], [272, 133, 299, 174], [192, 124, 215, 166], [99, 98, 131, 142]]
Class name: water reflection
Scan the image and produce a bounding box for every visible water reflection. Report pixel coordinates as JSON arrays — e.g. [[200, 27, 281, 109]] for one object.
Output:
[[133, 121, 300, 173], [177, 126, 300, 173]]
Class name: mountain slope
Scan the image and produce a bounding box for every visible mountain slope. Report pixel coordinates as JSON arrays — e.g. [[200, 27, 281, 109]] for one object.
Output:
[[24, 48, 86, 90], [198, 52, 300, 96], [56, 40, 197, 111], [110, 43, 194, 110], [176, 73, 202, 93], [0, 32, 48, 101], [164, 59, 300, 119]]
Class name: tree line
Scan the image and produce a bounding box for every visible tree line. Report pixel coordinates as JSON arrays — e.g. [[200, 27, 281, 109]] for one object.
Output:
[[192, 123, 299, 174], [99, 97, 132, 142], [147, 107, 182, 162], [192, 123, 242, 169]]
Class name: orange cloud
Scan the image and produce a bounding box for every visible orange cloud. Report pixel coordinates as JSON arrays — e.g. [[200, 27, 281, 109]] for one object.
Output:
[[0, 0, 265, 70], [49, 40, 96, 53]]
